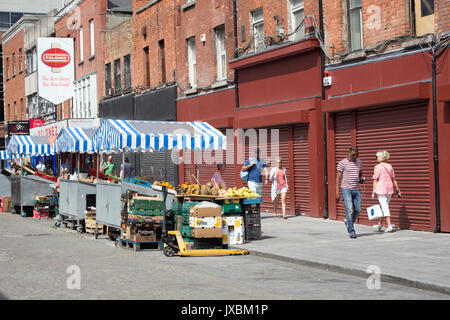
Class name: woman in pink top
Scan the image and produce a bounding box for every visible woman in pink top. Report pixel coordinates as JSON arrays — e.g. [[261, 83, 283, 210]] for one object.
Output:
[[371, 150, 401, 233], [269, 158, 289, 219]]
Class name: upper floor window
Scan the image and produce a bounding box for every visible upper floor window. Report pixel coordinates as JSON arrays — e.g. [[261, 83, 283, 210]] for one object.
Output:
[[187, 37, 197, 89], [415, 0, 435, 36], [114, 58, 121, 91], [89, 19, 95, 57], [12, 53, 15, 75], [290, 0, 304, 42], [123, 54, 131, 89], [348, 0, 363, 51], [18, 48, 23, 72], [26, 48, 37, 74], [215, 26, 227, 81], [252, 7, 264, 52], [79, 26, 84, 61], [105, 63, 111, 95], [6, 57, 9, 79]]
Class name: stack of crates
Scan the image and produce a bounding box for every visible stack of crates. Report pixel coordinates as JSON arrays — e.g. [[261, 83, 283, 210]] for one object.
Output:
[[242, 198, 262, 240], [128, 198, 164, 216], [171, 201, 198, 243]]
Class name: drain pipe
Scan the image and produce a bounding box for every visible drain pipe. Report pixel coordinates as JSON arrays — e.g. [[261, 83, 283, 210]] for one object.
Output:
[[233, 0, 240, 109], [432, 55, 441, 232], [319, 0, 329, 219]]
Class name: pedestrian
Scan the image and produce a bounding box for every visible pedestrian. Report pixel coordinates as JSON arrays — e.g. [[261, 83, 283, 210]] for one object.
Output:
[[241, 147, 268, 196], [336, 147, 364, 239], [102, 155, 116, 177], [120, 157, 134, 180], [61, 156, 72, 174], [371, 150, 401, 233], [212, 163, 227, 189], [269, 158, 289, 219], [36, 159, 46, 173]]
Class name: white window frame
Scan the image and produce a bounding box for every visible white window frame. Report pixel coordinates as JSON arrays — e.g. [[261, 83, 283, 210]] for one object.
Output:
[[90, 19, 95, 57], [348, 0, 363, 51], [73, 74, 97, 119], [252, 8, 264, 52], [215, 27, 227, 81], [187, 37, 197, 89], [79, 26, 84, 62], [290, 0, 305, 42]]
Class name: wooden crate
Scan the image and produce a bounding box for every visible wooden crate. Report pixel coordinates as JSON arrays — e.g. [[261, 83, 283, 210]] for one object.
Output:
[[85, 218, 106, 235]]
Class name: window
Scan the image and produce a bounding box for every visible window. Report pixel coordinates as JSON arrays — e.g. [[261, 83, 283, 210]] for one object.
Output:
[[73, 74, 96, 118], [90, 19, 95, 57], [12, 53, 15, 75], [348, 0, 363, 51], [123, 55, 131, 89], [290, 0, 304, 41], [144, 46, 150, 87], [415, 0, 435, 36], [14, 101, 17, 119], [252, 8, 264, 52], [26, 48, 37, 74], [187, 37, 197, 88], [159, 40, 166, 84], [421, 0, 434, 16], [114, 58, 121, 91], [6, 57, 9, 79], [105, 63, 111, 95], [79, 26, 84, 61], [215, 26, 227, 81], [20, 98, 24, 120], [18, 48, 23, 72]]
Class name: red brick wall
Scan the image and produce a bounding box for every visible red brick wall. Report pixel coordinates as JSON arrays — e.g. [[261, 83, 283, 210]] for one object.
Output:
[[3, 29, 26, 123], [55, 0, 108, 119], [132, 0, 177, 90], [102, 18, 132, 96], [175, 0, 235, 94], [437, 0, 450, 37]]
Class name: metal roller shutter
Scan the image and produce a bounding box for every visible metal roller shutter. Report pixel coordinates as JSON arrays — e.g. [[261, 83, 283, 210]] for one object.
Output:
[[293, 124, 310, 216], [140, 151, 178, 186], [334, 103, 431, 231]]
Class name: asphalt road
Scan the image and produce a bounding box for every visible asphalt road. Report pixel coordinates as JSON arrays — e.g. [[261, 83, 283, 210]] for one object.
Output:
[[0, 213, 449, 300]]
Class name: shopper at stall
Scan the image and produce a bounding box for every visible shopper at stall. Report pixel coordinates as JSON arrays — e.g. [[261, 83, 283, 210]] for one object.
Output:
[[61, 156, 72, 174], [212, 163, 227, 189], [120, 157, 134, 180], [102, 155, 116, 177], [36, 160, 46, 173], [371, 150, 401, 233], [269, 158, 289, 219], [336, 147, 364, 239], [241, 147, 268, 195]]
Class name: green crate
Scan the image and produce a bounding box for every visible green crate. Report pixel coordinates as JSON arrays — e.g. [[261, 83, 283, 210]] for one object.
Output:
[[171, 202, 183, 213], [180, 225, 192, 237], [222, 203, 242, 214], [128, 209, 164, 216], [182, 202, 199, 213], [129, 199, 163, 211], [183, 237, 194, 243]]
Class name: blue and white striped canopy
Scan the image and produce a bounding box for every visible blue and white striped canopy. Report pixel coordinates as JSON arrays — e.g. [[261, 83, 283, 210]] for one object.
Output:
[[92, 119, 226, 152], [54, 127, 97, 153], [0, 150, 10, 160], [6, 135, 54, 156]]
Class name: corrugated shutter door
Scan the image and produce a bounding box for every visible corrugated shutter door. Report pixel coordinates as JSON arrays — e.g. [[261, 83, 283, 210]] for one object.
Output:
[[334, 112, 353, 222], [140, 151, 177, 186], [356, 103, 431, 230], [293, 124, 310, 216]]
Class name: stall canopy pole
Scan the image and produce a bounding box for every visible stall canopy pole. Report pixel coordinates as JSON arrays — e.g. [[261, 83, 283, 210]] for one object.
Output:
[[122, 151, 125, 181]]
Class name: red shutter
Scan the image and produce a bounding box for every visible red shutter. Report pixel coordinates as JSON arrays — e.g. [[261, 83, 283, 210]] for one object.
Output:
[[293, 124, 310, 215], [334, 103, 431, 231]]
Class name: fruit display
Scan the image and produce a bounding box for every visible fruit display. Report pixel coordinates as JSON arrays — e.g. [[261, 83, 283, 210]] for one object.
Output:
[[224, 187, 260, 198], [153, 180, 175, 190], [176, 182, 220, 196]]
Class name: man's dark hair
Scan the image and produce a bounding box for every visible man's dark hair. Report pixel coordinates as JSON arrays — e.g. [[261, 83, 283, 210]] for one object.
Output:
[[349, 147, 358, 153], [125, 157, 129, 163], [217, 163, 225, 170]]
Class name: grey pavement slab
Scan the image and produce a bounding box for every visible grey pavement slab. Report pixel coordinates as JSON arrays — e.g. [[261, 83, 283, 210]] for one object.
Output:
[[233, 213, 450, 295]]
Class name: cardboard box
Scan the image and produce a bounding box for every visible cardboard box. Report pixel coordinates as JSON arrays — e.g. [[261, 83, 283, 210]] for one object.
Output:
[[222, 215, 244, 245], [189, 217, 222, 228], [1, 197, 11, 212], [191, 227, 223, 238], [190, 206, 222, 218], [133, 233, 156, 242]]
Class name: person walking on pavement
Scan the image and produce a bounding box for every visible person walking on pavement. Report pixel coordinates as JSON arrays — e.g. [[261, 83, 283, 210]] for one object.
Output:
[[120, 157, 134, 180], [371, 150, 401, 233], [336, 147, 364, 239], [241, 147, 269, 196], [269, 158, 289, 219], [102, 155, 116, 177]]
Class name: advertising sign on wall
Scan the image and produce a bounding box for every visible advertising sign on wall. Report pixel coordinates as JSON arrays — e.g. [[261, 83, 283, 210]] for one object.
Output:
[[29, 118, 45, 129], [8, 121, 30, 136], [37, 37, 75, 105]]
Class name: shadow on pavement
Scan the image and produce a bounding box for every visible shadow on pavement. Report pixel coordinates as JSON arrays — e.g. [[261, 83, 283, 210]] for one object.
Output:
[[0, 291, 8, 300]]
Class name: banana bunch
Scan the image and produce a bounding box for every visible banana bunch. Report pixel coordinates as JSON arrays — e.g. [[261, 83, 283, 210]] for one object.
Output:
[[224, 187, 260, 198]]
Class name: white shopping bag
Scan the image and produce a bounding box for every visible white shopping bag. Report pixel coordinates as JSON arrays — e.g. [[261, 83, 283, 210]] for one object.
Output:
[[367, 204, 383, 220]]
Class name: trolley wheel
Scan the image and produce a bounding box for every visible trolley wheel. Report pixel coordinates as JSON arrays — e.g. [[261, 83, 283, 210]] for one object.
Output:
[[54, 221, 61, 228], [20, 210, 27, 217], [77, 226, 83, 234], [115, 239, 120, 248], [163, 245, 177, 257]]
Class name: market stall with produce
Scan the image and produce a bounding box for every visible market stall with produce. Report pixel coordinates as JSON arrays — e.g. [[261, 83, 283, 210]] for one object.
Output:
[[91, 119, 226, 247], [53, 127, 98, 233], [6, 135, 56, 217]]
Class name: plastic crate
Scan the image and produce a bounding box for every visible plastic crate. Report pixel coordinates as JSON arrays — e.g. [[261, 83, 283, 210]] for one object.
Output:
[[182, 202, 199, 213], [171, 202, 183, 213], [244, 211, 261, 226], [242, 197, 263, 204], [222, 203, 242, 214], [125, 178, 152, 188], [128, 209, 164, 216], [130, 199, 163, 211], [244, 223, 261, 240], [242, 203, 260, 214]]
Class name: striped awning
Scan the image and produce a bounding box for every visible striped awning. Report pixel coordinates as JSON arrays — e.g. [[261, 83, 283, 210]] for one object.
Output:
[[6, 135, 54, 156], [92, 119, 226, 152], [0, 150, 10, 160], [54, 127, 97, 153]]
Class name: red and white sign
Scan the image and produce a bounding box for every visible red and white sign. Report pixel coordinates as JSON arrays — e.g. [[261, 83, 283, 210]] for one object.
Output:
[[37, 38, 74, 105], [41, 48, 71, 68], [30, 118, 45, 129], [30, 120, 68, 137]]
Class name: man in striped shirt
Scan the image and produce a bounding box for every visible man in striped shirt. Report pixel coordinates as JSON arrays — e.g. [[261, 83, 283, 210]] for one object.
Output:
[[336, 147, 364, 239]]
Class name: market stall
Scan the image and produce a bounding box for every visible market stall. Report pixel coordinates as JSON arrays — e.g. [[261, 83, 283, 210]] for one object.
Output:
[[92, 119, 226, 243], [53, 127, 98, 232], [6, 135, 55, 217]]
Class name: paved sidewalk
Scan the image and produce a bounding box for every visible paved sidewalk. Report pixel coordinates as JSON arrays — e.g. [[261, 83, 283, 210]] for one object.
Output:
[[233, 213, 450, 295]]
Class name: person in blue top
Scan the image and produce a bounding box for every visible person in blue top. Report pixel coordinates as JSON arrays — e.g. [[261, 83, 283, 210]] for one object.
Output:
[[241, 147, 268, 195]]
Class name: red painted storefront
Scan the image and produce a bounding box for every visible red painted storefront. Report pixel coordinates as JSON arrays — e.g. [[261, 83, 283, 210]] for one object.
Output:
[[323, 48, 450, 232], [177, 38, 326, 217]]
